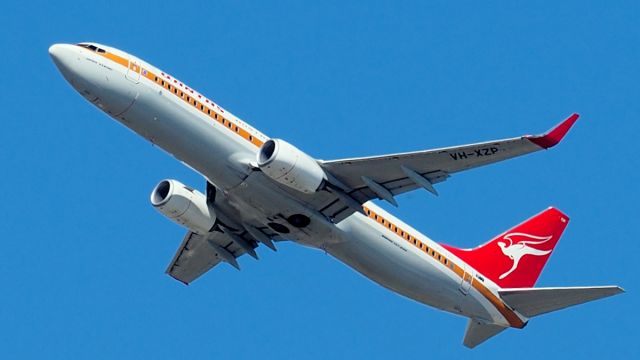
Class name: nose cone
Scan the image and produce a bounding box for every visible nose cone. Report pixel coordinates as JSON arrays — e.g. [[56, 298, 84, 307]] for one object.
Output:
[[48, 43, 62, 58], [49, 43, 78, 79]]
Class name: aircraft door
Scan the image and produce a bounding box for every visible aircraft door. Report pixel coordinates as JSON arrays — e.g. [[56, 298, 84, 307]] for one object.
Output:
[[460, 265, 474, 295], [126, 57, 142, 83]]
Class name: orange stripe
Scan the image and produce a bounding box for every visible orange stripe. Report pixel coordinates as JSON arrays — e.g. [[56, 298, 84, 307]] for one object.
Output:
[[102, 52, 128, 68], [95, 48, 524, 327], [363, 206, 525, 328], [94, 49, 264, 148]]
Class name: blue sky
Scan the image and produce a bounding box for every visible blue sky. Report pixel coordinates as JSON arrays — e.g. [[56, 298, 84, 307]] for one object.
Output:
[[1, 1, 638, 358]]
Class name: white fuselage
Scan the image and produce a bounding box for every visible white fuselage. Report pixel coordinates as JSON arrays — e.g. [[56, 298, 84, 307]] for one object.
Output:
[[49, 43, 527, 328]]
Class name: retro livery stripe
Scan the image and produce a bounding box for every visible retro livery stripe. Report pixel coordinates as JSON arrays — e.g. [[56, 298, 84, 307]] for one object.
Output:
[[92, 47, 266, 148], [91, 45, 526, 328], [364, 206, 526, 328]]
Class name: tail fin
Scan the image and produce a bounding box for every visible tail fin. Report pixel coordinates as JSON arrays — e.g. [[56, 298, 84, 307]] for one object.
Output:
[[442, 207, 569, 288], [463, 319, 507, 349]]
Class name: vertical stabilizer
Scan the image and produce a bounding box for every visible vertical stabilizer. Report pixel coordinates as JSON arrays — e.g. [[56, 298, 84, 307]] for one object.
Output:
[[442, 207, 569, 288], [463, 319, 507, 348]]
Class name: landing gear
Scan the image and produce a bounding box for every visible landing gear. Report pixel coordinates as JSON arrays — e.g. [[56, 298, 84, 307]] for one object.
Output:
[[268, 222, 290, 234], [287, 214, 311, 228]]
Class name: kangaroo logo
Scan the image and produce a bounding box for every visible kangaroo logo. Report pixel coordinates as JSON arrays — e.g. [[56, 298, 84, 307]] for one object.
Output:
[[497, 232, 553, 280]]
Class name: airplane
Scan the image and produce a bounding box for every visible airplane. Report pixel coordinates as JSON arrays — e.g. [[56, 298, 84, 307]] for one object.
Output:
[[49, 42, 623, 348]]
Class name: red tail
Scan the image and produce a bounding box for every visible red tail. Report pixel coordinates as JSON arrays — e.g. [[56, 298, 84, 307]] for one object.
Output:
[[442, 207, 569, 288]]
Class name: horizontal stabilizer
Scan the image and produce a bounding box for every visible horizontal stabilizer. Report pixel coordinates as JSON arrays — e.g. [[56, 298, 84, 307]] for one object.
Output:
[[499, 286, 624, 317], [463, 318, 507, 349]]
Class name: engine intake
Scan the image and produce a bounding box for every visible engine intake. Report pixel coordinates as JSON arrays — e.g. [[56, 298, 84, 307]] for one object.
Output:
[[150, 179, 216, 234], [257, 139, 326, 193]]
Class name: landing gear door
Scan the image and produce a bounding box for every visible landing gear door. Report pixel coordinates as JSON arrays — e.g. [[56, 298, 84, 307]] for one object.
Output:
[[126, 57, 142, 83], [460, 265, 474, 295]]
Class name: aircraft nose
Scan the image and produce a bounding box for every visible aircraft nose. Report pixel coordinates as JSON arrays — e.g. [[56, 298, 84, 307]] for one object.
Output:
[[49, 43, 78, 78], [48, 43, 61, 58]]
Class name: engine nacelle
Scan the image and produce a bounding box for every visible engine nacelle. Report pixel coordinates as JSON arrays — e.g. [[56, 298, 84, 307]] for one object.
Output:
[[257, 139, 326, 193], [150, 179, 216, 234]]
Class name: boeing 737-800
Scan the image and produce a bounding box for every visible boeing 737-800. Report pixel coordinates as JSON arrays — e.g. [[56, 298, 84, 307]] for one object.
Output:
[[49, 42, 623, 348]]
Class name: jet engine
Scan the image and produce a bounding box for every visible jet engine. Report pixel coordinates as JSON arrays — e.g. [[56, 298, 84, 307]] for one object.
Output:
[[150, 179, 216, 234], [257, 139, 326, 193]]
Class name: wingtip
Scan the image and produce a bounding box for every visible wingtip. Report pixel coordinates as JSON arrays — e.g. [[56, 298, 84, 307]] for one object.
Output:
[[526, 113, 580, 149]]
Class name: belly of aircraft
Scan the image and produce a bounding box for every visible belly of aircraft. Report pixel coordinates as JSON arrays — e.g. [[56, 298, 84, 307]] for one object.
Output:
[[327, 215, 493, 319], [97, 72, 497, 324], [112, 81, 254, 191]]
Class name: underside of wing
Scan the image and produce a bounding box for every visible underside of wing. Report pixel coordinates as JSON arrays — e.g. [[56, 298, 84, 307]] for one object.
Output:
[[166, 227, 270, 285]]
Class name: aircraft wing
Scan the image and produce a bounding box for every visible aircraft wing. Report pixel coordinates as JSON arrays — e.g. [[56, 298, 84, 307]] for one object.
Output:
[[320, 114, 579, 209], [166, 227, 269, 284]]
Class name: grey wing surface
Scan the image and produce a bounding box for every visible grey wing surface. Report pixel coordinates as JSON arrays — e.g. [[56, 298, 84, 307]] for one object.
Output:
[[319, 114, 579, 208], [166, 229, 259, 284]]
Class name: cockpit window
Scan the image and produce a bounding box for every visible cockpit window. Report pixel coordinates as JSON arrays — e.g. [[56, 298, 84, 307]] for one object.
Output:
[[76, 43, 106, 53]]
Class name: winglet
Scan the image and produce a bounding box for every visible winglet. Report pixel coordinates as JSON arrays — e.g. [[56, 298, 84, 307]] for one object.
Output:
[[526, 113, 580, 149]]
